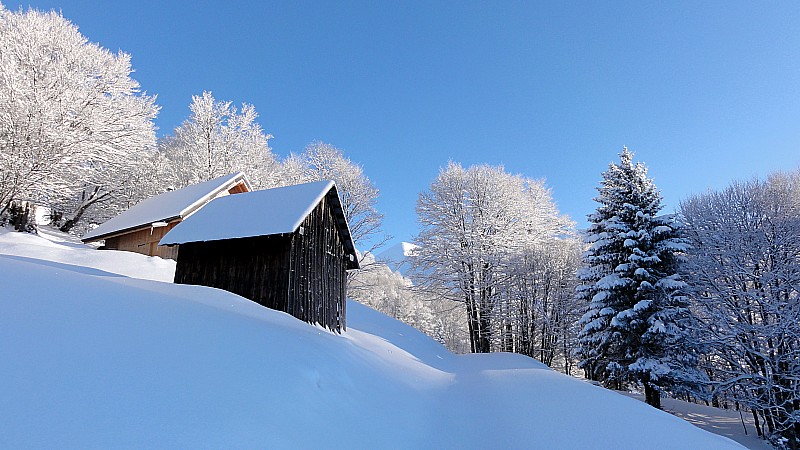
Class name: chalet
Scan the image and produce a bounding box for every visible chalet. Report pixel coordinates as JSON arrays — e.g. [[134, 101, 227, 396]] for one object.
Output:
[[159, 180, 359, 332], [81, 173, 250, 259]]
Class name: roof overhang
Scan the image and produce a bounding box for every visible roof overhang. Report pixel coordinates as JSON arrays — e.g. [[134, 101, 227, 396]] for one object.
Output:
[[81, 216, 182, 243], [81, 172, 251, 243]]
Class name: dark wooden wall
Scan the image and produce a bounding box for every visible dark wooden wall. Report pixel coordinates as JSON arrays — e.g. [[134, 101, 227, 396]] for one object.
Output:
[[287, 195, 348, 332], [172, 192, 348, 332], [174, 235, 292, 314]]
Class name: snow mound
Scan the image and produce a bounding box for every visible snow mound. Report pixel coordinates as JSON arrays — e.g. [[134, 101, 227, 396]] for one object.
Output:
[[0, 229, 741, 449], [0, 228, 175, 282]]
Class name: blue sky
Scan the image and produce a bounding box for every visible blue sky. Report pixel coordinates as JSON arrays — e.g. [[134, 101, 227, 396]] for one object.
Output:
[[8, 1, 800, 247]]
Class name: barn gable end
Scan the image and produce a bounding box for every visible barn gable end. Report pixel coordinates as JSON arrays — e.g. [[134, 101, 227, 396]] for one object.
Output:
[[160, 180, 358, 332], [287, 195, 348, 331]]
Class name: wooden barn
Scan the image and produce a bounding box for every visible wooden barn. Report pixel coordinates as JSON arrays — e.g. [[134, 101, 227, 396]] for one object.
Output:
[[82, 173, 250, 259], [159, 180, 359, 332]]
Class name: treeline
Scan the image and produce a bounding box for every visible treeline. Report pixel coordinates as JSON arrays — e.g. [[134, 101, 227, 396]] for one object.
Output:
[[399, 151, 799, 447]]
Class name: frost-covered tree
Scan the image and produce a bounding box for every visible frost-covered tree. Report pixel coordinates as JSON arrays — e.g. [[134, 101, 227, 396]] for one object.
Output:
[[412, 162, 574, 355], [57, 149, 174, 235], [413, 163, 517, 353], [681, 172, 800, 447], [160, 91, 278, 190], [0, 5, 158, 229], [278, 142, 386, 252], [349, 252, 440, 338], [577, 148, 702, 408], [507, 236, 583, 373]]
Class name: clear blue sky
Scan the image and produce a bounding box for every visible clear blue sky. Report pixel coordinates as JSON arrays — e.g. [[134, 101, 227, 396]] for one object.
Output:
[[8, 1, 800, 247]]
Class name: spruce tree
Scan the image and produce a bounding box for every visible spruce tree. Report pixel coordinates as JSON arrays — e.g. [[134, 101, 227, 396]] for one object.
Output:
[[577, 147, 702, 408]]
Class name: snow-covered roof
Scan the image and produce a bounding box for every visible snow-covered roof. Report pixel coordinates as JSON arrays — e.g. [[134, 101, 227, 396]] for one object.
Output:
[[159, 180, 358, 266], [82, 173, 250, 242]]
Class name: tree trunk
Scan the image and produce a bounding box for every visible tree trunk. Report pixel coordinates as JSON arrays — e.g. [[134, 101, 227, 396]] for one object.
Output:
[[503, 321, 513, 353], [752, 408, 763, 438], [477, 311, 491, 353], [644, 382, 661, 409], [59, 186, 108, 233], [465, 295, 484, 354], [763, 408, 775, 435], [9, 201, 36, 232]]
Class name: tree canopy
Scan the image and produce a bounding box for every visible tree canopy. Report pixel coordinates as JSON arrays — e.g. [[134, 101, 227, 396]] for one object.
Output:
[[0, 5, 158, 227]]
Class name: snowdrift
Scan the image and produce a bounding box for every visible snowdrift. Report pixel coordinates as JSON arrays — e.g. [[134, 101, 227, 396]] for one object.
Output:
[[0, 229, 741, 449]]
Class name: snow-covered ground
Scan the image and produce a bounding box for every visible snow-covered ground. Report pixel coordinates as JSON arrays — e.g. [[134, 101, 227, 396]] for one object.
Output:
[[0, 228, 743, 449], [0, 227, 175, 282], [623, 393, 772, 450]]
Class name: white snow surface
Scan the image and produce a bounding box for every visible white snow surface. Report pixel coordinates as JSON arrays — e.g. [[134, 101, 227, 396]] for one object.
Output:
[[0, 228, 743, 449], [622, 393, 772, 450], [160, 180, 335, 245], [0, 228, 175, 282], [83, 172, 246, 241]]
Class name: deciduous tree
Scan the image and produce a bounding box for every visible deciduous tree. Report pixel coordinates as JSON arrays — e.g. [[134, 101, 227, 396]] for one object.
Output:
[[681, 172, 800, 446], [159, 91, 277, 190], [0, 5, 158, 230], [412, 162, 575, 356]]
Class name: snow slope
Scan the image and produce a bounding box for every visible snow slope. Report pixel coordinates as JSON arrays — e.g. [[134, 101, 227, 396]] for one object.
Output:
[[0, 229, 742, 449], [0, 227, 175, 282], [623, 393, 772, 450]]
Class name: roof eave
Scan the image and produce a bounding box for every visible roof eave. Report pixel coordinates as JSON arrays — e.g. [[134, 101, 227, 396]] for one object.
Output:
[[82, 216, 182, 243], [324, 186, 360, 270]]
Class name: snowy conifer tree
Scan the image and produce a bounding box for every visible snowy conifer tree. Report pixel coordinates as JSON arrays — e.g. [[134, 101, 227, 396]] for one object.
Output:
[[577, 147, 702, 408]]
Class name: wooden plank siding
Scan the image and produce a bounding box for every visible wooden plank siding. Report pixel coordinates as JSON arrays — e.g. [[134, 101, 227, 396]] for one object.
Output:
[[103, 221, 180, 260], [174, 236, 292, 314], [171, 191, 349, 332], [287, 195, 347, 331], [226, 182, 249, 194]]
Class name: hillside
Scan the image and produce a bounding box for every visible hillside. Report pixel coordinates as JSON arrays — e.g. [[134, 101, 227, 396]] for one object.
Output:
[[0, 228, 742, 449]]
